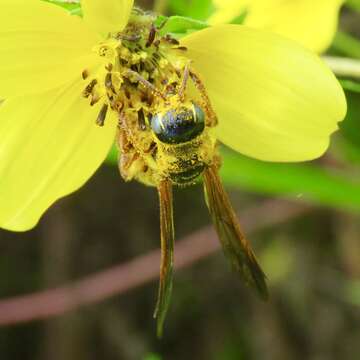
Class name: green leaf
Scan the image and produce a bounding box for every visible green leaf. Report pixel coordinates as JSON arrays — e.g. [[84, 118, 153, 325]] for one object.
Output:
[[158, 15, 209, 37], [346, 0, 360, 12], [337, 91, 360, 163], [229, 11, 248, 25], [220, 149, 360, 212], [107, 145, 360, 212], [340, 79, 360, 93], [332, 31, 360, 59], [107, 145, 118, 165], [168, 0, 214, 21], [44, 1, 209, 36], [143, 354, 162, 360], [345, 279, 360, 305], [43, 0, 82, 15]]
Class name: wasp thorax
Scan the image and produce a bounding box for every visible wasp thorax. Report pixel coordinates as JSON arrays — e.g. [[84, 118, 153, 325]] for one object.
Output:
[[151, 103, 205, 144]]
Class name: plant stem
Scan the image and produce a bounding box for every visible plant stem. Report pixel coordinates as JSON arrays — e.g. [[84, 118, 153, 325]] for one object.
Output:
[[323, 56, 360, 79], [0, 200, 309, 326]]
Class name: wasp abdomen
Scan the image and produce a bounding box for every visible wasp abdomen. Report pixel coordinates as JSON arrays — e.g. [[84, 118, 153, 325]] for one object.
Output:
[[169, 164, 205, 184], [160, 142, 206, 185], [151, 103, 205, 144]]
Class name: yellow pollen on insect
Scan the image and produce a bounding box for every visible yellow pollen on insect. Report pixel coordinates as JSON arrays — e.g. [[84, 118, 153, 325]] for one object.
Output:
[[80, 18, 193, 129]]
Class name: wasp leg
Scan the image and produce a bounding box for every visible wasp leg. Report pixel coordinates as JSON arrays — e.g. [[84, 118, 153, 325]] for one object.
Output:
[[117, 112, 142, 180], [118, 110, 141, 146], [189, 70, 218, 127], [154, 179, 175, 338], [119, 109, 154, 153], [118, 110, 132, 138], [122, 69, 166, 100], [117, 127, 152, 183], [117, 126, 136, 181], [117, 33, 142, 42]]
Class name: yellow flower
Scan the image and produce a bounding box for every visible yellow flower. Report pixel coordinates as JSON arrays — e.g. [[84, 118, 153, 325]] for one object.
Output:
[[209, 0, 345, 53], [0, 0, 346, 231]]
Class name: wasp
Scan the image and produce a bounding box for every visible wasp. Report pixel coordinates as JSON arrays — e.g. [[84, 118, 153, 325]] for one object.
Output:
[[91, 13, 268, 336]]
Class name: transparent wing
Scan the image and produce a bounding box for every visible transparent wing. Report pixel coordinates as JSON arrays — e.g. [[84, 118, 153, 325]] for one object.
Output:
[[203, 166, 268, 300], [154, 179, 175, 337]]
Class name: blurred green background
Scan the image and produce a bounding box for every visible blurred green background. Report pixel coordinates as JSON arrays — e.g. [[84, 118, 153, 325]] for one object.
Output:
[[1, 0, 360, 359]]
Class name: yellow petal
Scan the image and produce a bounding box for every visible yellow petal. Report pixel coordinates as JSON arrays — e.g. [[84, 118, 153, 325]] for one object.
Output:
[[181, 25, 346, 162], [0, 0, 100, 97], [0, 80, 117, 231], [81, 0, 133, 36], [245, 0, 344, 53], [208, 0, 249, 25]]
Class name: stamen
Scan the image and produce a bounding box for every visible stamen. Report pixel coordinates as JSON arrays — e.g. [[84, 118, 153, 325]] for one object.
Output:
[[164, 35, 179, 45], [105, 73, 115, 93], [90, 93, 101, 106], [174, 46, 187, 51], [146, 24, 156, 48], [138, 109, 147, 131], [96, 104, 108, 127], [83, 79, 97, 98], [82, 70, 89, 80]]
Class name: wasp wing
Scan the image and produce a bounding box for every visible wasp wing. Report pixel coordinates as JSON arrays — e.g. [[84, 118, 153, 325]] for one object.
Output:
[[154, 179, 175, 337], [203, 166, 268, 300]]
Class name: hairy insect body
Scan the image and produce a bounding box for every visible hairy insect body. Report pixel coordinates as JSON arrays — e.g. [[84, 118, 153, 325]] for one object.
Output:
[[154, 125, 217, 186], [118, 99, 217, 186], [82, 8, 219, 186], [82, 8, 267, 336]]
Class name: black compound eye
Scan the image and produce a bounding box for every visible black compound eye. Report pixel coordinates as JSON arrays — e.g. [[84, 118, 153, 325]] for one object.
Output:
[[151, 104, 205, 144]]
